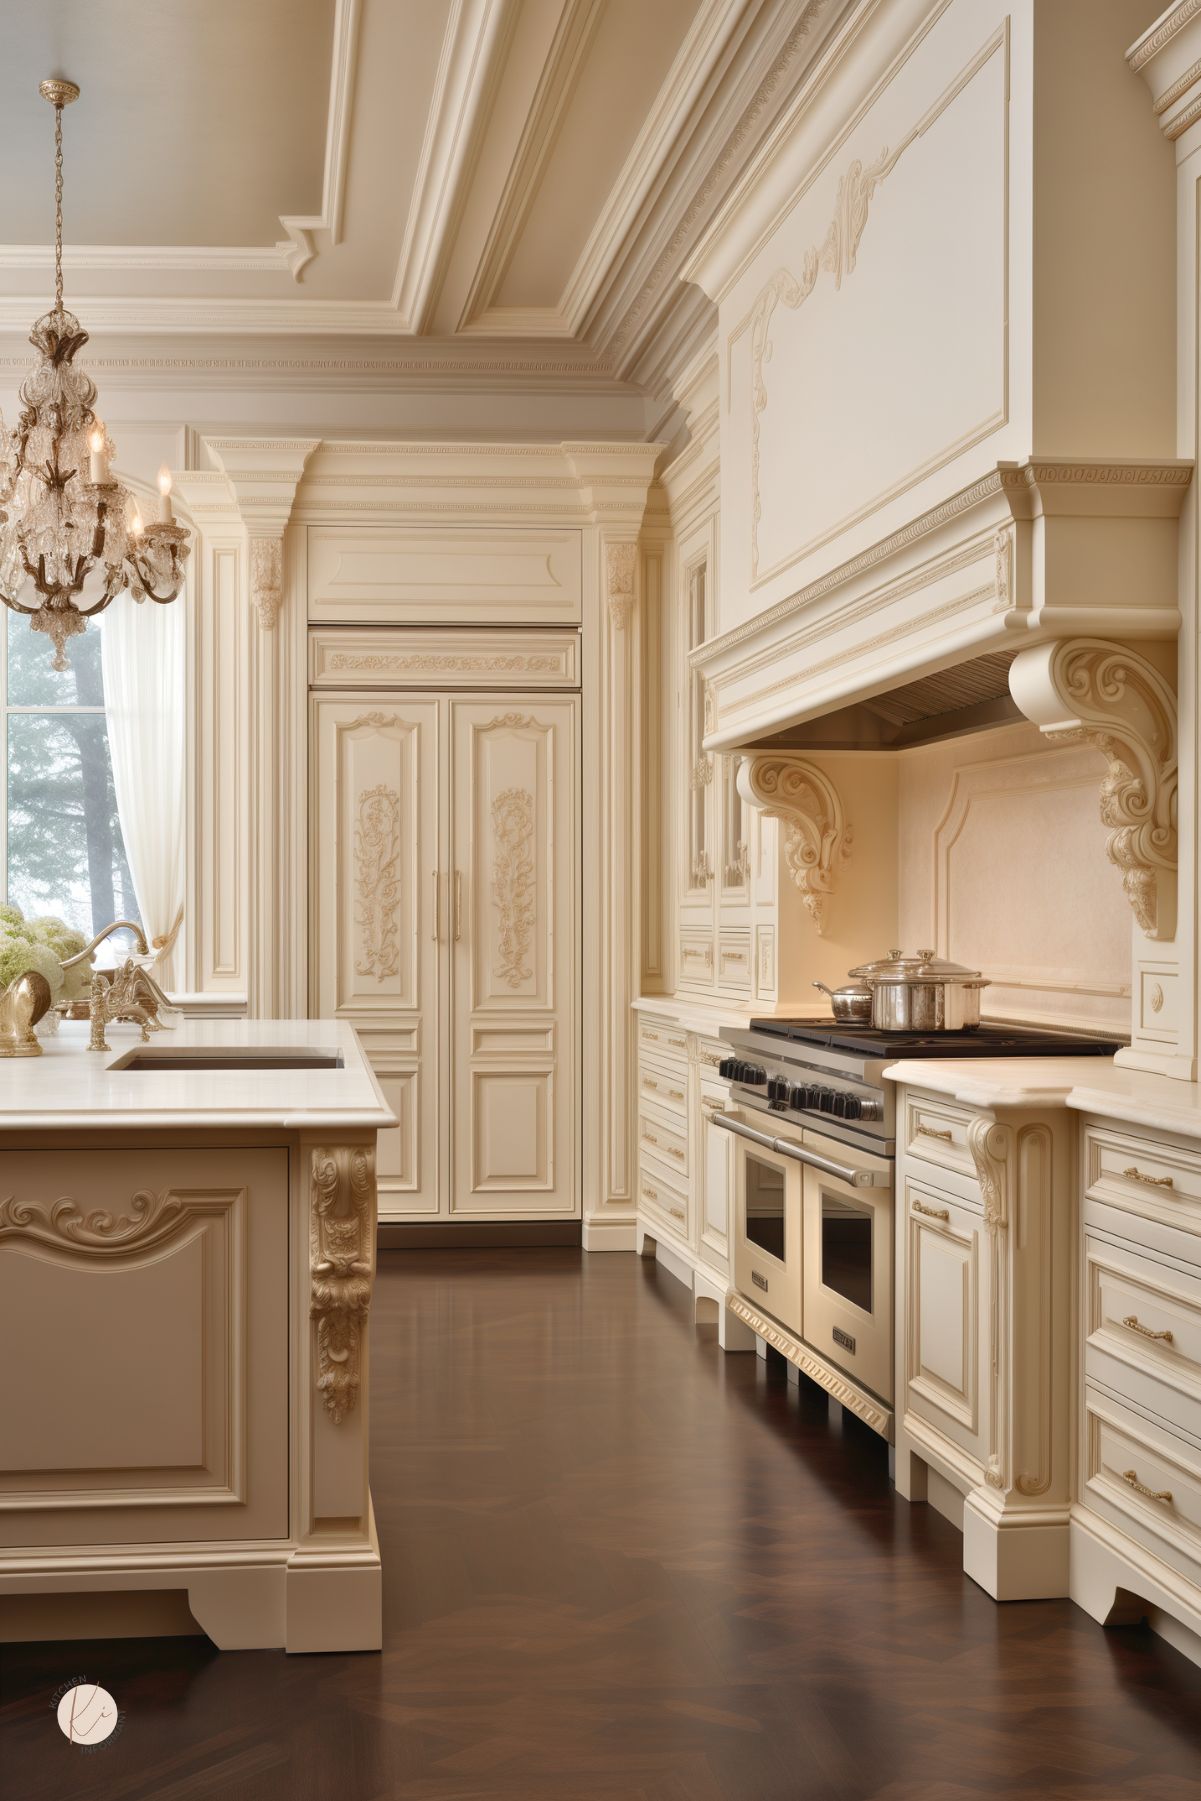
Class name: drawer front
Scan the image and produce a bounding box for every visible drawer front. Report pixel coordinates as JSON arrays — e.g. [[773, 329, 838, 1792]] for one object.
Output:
[[905, 1093, 977, 1182], [1083, 1387, 1201, 1586], [637, 1055, 687, 1123], [637, 1016, 688, 1062], [904, 1177, 988, 1467], [638, 1157, 690, 1244], [716, 931, 752, 993], [692, 1035, 728, 1079], [678, 931, 715, 987], [639, 1108, 688, 1178], [1084, 1235, 1201, 1433], [1084, 1124, 1201, 1245]]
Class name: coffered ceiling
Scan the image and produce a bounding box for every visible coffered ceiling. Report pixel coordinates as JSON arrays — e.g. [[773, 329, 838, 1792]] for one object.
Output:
[[0, 0, 852, 389]]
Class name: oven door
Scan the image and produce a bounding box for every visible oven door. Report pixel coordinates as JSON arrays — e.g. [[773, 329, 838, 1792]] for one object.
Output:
[[801, 1127, 893, 1402], [728, 1113, 803, 1335]]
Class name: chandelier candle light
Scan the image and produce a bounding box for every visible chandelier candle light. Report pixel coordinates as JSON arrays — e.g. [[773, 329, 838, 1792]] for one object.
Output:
[[0, 80, 189, 669]]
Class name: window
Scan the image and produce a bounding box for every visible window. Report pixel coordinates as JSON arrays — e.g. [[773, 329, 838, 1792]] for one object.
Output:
[[2, 614, 138, 937]]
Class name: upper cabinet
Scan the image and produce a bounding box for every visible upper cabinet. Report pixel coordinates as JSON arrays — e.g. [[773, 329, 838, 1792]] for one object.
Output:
[[685, 0, 1181, 709], [308, 526, 583, 626]]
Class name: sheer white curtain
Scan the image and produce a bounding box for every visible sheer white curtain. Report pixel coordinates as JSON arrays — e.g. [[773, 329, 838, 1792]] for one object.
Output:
[[101, 592, 185, 984]]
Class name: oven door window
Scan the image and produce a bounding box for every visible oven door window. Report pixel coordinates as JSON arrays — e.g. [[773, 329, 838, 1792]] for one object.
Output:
[[744, 1150, 787, 1262], [819, 1189, 874, 1313]]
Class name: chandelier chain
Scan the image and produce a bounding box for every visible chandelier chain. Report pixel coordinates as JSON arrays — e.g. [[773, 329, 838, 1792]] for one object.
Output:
[[53, 100, 64, 312]]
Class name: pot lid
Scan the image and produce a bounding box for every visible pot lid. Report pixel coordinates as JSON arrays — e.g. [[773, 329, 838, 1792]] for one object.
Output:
[[846, 948, 985, 984]]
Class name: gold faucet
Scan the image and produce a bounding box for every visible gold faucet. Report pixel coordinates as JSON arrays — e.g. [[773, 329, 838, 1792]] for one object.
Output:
[[60, 919, 148, 970]]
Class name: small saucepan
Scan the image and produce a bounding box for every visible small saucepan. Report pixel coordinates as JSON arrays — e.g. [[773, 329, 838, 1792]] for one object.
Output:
[[812, 979, 872, 1024]]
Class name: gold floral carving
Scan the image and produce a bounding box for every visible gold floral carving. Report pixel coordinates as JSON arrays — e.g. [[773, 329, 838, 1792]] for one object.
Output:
[[310, 1145, 376, 1425], [329, 651, 560, 674], [606, 540, 637, 629], [737, 754, 850, 934], [0, 1187, 187, 1252], [491, 787, 536, 988], [250, 535, 284, 631], [355, 785, 402, 981], [1010, 640, 1178, 938]]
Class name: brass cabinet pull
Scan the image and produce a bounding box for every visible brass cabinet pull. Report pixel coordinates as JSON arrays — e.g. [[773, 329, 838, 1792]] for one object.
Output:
[[643, 1075, 684, 1103], [641, 1127, 684, 1163], [1121, 1468, 1173, 1504], [917, 1124, 953, 1143], [431, 871, 440, 943], [668, 1205, 685, 1222], [1122, 1315, 1175, 1345], [453, 871, 463, 942], [912, 1198, 950, 1222], [1122, 1165, 1175, 1190], [643, 1030, 660, 1042], [641, 1184, 658, 1204]]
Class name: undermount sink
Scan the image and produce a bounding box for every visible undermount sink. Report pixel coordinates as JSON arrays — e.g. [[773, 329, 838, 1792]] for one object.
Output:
[[109, 1046, 344, 1073]]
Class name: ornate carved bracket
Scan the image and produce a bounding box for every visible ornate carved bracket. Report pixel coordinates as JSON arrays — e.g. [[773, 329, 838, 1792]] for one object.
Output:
[[310, 1144, 377, 1424], [250, 535, 284, 631], [605, 541, 636, 630], [968, 1117, 1010, 1233], [736, 754, 851, 934], [1009, 639, 1178, 938]]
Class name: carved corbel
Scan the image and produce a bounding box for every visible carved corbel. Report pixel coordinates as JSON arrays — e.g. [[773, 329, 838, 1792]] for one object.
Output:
[[250, 534, 284, 631], [968, 1117, 1010, 1234], [736, 754, 851, 934], [1009, 639, 1177, 938], [605, 541, 637, 630], [310, 1144, 377, 1424]]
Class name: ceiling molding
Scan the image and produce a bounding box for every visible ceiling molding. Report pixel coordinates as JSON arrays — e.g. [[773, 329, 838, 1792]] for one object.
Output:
[[275, 0, 362, 277], [391, 0, 517, 331], [456, 0, 604, 334]]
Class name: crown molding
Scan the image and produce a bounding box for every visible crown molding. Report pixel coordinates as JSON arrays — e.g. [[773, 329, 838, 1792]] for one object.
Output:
[[392, 0, 516, 331]]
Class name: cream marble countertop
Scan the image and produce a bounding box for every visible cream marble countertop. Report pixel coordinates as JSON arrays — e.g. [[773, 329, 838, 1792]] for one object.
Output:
[[883, 1054, 1201, 1139], [0, 1017, 396, 1131]]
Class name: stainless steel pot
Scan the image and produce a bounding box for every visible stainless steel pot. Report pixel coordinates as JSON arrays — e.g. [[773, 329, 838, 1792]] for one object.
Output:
[[812, 979, 872, 1023], [846, 949, 990, 1032]]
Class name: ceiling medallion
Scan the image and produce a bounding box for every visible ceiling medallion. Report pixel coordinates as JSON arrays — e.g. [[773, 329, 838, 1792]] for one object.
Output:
[[0, 80, 190, 669]]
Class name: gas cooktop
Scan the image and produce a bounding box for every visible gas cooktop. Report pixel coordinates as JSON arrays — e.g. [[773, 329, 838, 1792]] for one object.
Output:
[[749, 1019, 1126, 1060]]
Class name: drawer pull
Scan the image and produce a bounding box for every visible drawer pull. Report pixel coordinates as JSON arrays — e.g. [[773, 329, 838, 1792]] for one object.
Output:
[[668, 1206, 685, 1222], [1122, 1315, 1175, 1345], [917, 1124, 953, 1143], [912, 1198, 950, 1222], [1120, 1468, 1173, 1505], [1122, 1165, 1175, 1190], [642, 1128, 685, 1163], [642, 1184, 658, 1203], [699, 1051, 722, 1067], [643, 1076, 684, 1103]]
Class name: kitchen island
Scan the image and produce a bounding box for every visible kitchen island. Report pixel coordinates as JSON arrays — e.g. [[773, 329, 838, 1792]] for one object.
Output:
[[0, 1018, 395, 1653]]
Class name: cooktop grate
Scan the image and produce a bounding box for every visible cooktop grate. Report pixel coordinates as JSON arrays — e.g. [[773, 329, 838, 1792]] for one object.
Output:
[[748, 1019, 1125, 1059]]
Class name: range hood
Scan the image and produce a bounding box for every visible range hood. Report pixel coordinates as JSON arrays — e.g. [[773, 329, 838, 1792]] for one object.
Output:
[[750, 649, 1022, 752]]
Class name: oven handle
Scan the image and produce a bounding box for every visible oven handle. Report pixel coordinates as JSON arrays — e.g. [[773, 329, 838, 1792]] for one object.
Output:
[[712, 1112, 888, 1189]]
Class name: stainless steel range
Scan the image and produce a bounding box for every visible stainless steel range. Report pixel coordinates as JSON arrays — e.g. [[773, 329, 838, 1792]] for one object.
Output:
[[717, 1017, 1123, 1440]]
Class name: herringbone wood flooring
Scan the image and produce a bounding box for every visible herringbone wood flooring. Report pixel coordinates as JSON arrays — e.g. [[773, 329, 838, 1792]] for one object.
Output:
[[2, 1247, 1200, 1800]]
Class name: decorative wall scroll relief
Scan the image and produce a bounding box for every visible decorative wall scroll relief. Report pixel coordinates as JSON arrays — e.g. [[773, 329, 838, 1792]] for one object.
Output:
[[736, 754, 850, 934], [968, 1117, 1010, 1494], [492, 786, 536, 988], [309, 1145, 376, 1425], [1009, 639, 1178, 938], [605, 541, 637, 630], [0, 1186, 186, 1253], [250, 535, 284, 631], [354, 784, 402, 981]]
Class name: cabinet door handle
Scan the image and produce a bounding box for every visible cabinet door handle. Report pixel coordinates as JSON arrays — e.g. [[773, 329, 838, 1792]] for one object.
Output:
[[911, 1198, 950, 1222], [1122, 1315, 1175, 1345], [454, 871, 463, 942], [917, 1124, 953, 1143], [431, 871, 440, 943], [1122, 1165, 1174, 1190], [1121, 1468, 1173, 1504]]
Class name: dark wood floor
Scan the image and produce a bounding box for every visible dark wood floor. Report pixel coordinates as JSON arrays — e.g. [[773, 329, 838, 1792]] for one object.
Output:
[[3, 1248, 1201, 1800]]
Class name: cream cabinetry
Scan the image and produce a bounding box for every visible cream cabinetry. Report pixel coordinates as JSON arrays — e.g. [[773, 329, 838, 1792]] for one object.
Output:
[[313, 692, 579, 1221], [1073, 1118, 1201, 1656]]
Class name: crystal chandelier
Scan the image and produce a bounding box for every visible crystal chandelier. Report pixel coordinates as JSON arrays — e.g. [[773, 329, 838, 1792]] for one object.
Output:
[[0, 80, 190, 670]]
